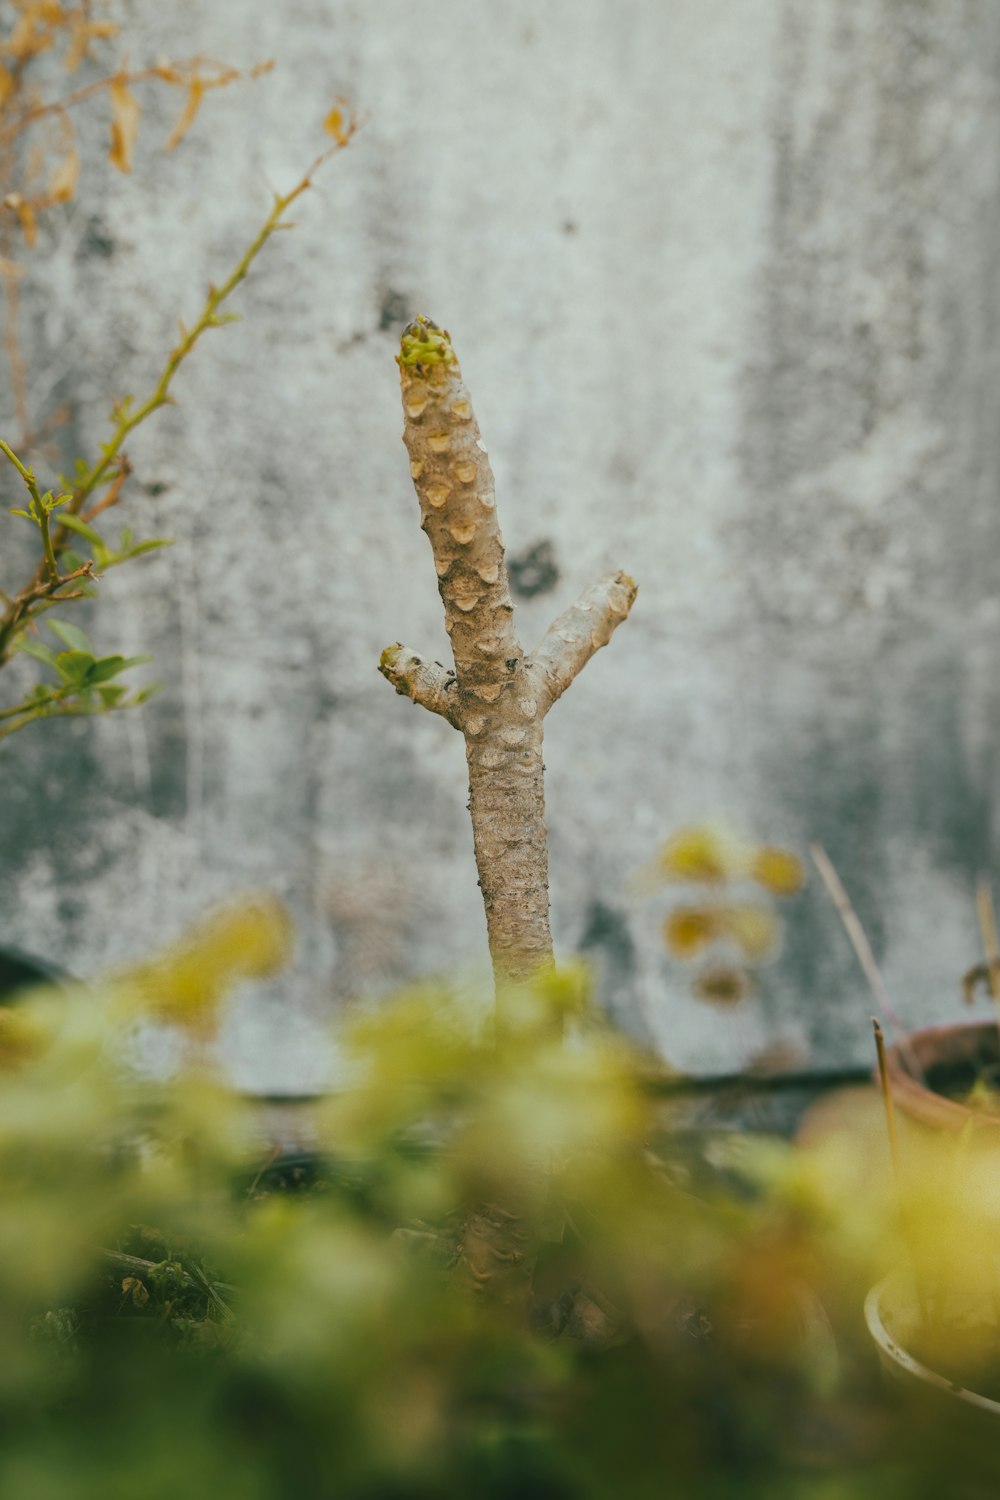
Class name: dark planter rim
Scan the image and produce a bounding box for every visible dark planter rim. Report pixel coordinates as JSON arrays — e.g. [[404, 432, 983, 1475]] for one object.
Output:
[[885, 1019, 1000, 1133]]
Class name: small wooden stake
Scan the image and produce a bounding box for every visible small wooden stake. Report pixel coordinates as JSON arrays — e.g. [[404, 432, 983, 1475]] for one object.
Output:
[[810, 843, 922, 1079], [975, 875, 1000, 1040], [873, 1017, 903, 1190]]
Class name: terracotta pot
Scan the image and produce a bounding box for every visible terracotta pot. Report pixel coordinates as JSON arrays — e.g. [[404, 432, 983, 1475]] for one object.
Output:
[[884, 1021, 1000, 1134]]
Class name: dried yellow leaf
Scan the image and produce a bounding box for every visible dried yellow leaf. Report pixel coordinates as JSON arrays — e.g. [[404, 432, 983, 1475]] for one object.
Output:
[[48, 144, 79, 204], [323, 100, 349, 145], [663, 906, 719, 959], [108, 77, 141, 173], [6, 9, 55, 62], [164, 78, 204, 152], [751, 846, 805, 897], [14, 197, 38, 246]]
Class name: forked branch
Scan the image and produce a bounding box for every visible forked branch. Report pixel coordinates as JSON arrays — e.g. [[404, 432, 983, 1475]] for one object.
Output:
[[379, 318, 636, 984]]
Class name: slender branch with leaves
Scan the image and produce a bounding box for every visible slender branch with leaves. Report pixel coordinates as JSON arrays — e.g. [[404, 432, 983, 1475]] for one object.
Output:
[[1, 5, 358, 742], [0, 97, 358, 742]]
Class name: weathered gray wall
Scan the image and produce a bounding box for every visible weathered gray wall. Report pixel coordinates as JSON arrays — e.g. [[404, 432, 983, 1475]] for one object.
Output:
[[3, 0, 1000, 1085]]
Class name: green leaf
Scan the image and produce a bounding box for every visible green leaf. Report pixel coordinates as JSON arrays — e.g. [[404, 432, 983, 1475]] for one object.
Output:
[[16, 639, 60, 670], [97, 684, 127, 707], [85, 653, 152, 685], [99, 536, 173, 570], [46, 618, 92, 653], [58, 513, 104, 546], [122, 537, 173, 559], [133, 683, 162, 705], [8, 508, 31, 520], [55, 650, 96, 684]]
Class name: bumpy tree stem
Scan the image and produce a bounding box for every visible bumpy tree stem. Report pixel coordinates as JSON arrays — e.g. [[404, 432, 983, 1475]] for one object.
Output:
[[380, 318, 637, 986]]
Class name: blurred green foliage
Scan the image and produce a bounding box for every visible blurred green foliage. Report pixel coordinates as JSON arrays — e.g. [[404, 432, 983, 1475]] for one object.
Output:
[[0, 902, 998, 1497]]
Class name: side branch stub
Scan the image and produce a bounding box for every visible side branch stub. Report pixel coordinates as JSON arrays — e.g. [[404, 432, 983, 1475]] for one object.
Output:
[[529, 571, 638, 715], [379, 644, 462, 728]]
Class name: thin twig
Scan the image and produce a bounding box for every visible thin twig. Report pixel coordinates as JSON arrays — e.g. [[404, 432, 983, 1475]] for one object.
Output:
[[0, 683, 138, 741], [0, 560, 96, 662], [0, 59, 261, 148], [0, 436, 60, 577], [0, 248, 28, 443], [974, 875, 1000, 1043], [873, 1019, 902, 1186], [0, 118, 358, 670], [99, 1246, 238, 1300], [80, 456, 131, 523], [809, 842, 922, 1079], [245, 1144, 281, 1199]]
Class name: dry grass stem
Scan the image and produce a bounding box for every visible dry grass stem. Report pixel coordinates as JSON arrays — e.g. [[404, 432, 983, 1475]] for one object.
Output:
[[810, 842, 922, 1079], [974, 875, 1000, 1041]]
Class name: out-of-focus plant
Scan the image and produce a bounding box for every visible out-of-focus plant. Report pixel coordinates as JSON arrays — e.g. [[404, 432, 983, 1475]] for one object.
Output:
[[0, 5, 357, 742], [1, 905, 997, 1496], [643, 824, 805, 1008]]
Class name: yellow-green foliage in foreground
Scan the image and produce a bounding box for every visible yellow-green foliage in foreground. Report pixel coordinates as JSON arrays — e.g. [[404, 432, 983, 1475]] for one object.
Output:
[[1, 903, 999, 1498]]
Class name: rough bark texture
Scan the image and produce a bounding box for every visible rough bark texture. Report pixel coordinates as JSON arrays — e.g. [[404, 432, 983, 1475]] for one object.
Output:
[[380, 317, 637, 985]]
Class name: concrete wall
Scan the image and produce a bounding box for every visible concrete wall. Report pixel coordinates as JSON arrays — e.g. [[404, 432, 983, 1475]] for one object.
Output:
[[3, 0, 1000, 1086]]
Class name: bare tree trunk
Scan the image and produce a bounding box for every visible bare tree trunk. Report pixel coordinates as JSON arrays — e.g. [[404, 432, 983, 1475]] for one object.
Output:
[[380, 317, 636, 989], [379, 319, 636, 1317]]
